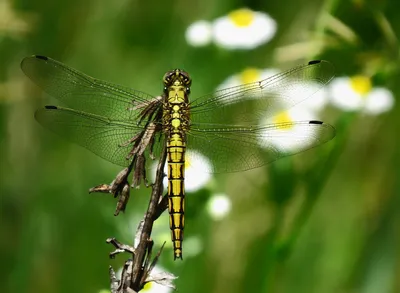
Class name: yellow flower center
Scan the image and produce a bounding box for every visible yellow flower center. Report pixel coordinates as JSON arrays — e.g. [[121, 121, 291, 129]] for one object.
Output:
[[229, 8, 255, 27], [240, 68, 260, 84], [273, 111, 293, 130], [350, 75, 372, 95], [143, 282, 153, 291]]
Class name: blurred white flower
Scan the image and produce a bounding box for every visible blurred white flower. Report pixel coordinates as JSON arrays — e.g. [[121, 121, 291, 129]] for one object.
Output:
[[184, 150, 212, 191], [212, 8, 277, 50], [259, 107, 320, 151], [217, 67, 280, 90], [330, 76, 394, 115], [265, 78, 330, 115], [215, 67, 279, 105], [152, 150, 212, 192], [143, 265, 176, 292], [214, 67, 328, 114], [294, 82, 329, 113], [112, 265, 176, 293], [185, 20, 212, 47], [207, 193, 232, 220]]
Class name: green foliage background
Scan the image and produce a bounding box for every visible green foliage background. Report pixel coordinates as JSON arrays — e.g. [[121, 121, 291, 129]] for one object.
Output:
[[1, 0, 399, 292]]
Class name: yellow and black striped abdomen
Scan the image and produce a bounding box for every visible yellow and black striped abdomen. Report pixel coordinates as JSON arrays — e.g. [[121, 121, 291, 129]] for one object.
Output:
[[167, 133, 186, 260], [162, 68, 191, 260]]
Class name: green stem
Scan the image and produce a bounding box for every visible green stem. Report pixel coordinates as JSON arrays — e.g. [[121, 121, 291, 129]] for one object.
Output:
[[278, 112, 356, 259]]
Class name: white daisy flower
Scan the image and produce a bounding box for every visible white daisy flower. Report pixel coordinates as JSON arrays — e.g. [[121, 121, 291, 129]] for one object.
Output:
[[215, 67, 280, 105], [142, 265, 176, 292], [212, 8, 277, 50], [215, 67, 328, 113], [266, 80, 330, 116], [330, 76, 394, 115], [185, 20, 212, 47], [293, 82, 329, 113], [206, 193, 232, 220], [183, 150, 212, 192], [112, 265, 176, 293], [259, 107, 320, 152], [110, 265, 175, 293], [217, 67, 280, 90]]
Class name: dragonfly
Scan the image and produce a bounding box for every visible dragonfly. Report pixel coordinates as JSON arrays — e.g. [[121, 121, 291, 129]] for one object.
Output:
[[21, 55, 336, 260]]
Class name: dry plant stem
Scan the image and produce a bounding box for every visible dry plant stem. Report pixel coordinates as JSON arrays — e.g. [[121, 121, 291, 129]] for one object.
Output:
[[131, 142, 168, 289], [110, 266, 120, 293], [107, 142, 168, 292], [107, 237, 135, 258]]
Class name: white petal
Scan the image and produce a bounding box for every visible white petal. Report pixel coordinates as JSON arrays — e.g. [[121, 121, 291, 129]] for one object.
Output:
[[212, 10, 276, 50], [363, 87, 394, 115], [329, 77, 364, 111], [184, 150, 212, 191], [185, 20, 212, 47], [215, 75, 241, 92], [153, 150, 212, 192], [207, 193, 232, 220], [300, 83, 329, 112], [261, 108, 320, 151], [144, 265, 176, 292], [214, 68, 280, 105]]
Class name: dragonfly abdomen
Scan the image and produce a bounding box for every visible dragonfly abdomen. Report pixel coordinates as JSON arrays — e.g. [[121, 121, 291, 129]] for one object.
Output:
[[162, 68, 191, 260], [167, 134, 186, 260]]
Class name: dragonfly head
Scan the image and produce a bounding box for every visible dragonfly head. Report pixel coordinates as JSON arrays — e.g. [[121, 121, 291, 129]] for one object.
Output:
[[163, 69, 191, 87], [163, 69, 192, 103]]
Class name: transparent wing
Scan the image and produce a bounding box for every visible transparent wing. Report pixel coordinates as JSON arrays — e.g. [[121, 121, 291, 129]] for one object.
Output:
[[189, 60, 334, 126], [21, 55, 155, 121], [187, 121, 335, 173], [35, 106, 164, 167], [186, 60, 335, 173]]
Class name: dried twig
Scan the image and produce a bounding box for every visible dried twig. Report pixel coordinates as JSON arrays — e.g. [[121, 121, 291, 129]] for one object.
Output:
[[131, 142, 168, 289], [88, 97, 173, 292], [102, 141, 173, 292]]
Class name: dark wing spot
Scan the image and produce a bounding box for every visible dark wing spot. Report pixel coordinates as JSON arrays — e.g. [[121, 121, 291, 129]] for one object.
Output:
[[308, 60, 321, 65], [35, 55, 48, 61], [309, 120, 323, 125], [44, 105, 58, 110]]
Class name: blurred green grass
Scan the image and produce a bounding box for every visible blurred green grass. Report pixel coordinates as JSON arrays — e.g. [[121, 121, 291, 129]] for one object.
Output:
[[1, 0, 399, 293]]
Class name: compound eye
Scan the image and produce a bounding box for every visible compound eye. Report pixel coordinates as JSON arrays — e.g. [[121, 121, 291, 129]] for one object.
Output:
[[186, 87, 191, 94]]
